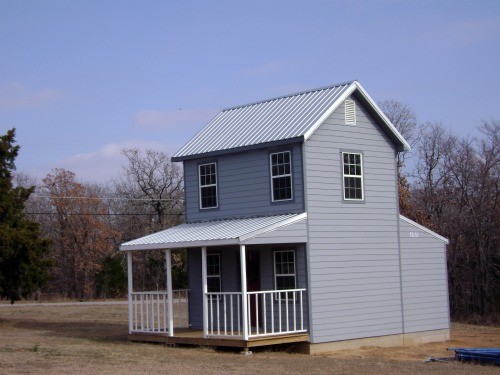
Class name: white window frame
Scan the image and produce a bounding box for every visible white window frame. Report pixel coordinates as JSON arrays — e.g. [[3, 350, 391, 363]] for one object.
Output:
[[273, 250, 296, 298], [199, 162, 218, 209], [342, 152, 364, 201], [270, 151, 293, 202], [206, 253, 221, 293]]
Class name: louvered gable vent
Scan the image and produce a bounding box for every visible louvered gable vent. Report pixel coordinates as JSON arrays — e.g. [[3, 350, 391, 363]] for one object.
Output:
[[345, 99, 356, 125]]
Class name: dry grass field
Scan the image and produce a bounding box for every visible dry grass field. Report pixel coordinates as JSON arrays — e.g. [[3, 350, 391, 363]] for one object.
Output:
[[0, 302, 498, 374]]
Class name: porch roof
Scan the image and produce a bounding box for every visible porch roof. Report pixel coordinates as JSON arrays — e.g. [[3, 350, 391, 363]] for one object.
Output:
[[119, 213, 307, 251]]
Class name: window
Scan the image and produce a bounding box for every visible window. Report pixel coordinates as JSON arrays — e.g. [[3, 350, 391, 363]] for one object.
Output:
[[345, 99, 356, 125], [274, 250, 296, 298], [270, 151, 292, 201], [342, 152, 364, 200], [199, 162, 217, 209], [207, 254, 221, 293]]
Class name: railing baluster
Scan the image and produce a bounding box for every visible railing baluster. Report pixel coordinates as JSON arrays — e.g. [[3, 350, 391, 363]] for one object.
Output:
[[271, 291, 274, 334], [300, 290, 304, 331], [223, 295, 227, 335], [230, 294, 234, 335], [278, 292, 282, 333], [293, 291, 296, 332], [237, 294, 240, 336], [255, 294, 259, 336], [263, 293, 267, 335], [285, 291, 289, 332]]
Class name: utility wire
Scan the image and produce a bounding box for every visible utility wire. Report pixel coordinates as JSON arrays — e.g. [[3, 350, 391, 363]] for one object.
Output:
[[30, 195, 183, 202], [26, 212, 183, 216]]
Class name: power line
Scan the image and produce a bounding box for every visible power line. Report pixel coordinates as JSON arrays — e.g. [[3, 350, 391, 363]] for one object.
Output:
[[30, 195, 183, 202], [26, 212, 183, 217]]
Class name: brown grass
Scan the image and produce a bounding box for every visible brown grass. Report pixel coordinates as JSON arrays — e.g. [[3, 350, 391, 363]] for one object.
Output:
[[0, 303, 498, 374]]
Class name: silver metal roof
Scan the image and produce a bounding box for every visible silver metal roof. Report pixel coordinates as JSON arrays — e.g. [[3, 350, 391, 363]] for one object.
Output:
[[172, 80, 411, 161], [120, 213, 307, 251], [172, 81, 354, 160]]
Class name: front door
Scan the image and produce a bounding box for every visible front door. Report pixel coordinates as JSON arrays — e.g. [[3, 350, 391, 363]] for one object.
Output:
[[246, 250, 261, 328]]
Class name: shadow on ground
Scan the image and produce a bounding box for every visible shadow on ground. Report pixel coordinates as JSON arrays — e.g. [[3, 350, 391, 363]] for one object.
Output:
[[10, 319, 128, 342]]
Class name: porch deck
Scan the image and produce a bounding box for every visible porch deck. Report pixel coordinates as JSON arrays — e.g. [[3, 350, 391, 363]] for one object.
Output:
[[127, 328, 309, 349]]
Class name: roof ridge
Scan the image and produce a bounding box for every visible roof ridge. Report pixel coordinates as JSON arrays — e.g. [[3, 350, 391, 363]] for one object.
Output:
[[221, 80, 357, 112]]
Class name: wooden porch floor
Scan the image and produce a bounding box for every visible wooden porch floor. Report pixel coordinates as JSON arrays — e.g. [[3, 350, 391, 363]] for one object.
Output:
[[128, 328, 309, 349]]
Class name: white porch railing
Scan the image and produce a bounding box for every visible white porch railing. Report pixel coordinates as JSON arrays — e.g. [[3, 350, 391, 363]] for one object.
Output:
[[206, 288, 306, 338], [130, 289, 189, 334], [207, 292, 242, 336], [247, 289, 306, 338]]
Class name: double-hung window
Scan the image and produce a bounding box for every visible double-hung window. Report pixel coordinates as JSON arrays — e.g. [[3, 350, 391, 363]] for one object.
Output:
[[342, 152, 364, 200], [199, 162, 217, 209], [274, 250, 296, 298], [207, 253, 221, 293], [270, 151, 292, 202]]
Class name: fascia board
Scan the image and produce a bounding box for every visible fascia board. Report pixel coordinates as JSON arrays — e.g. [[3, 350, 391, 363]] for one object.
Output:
[[354, 82, 411, 152], [303, 83, 357, 141], [399, 215, 449, 244], [119, 238, 239, 251], [239, 213, 308, 243]]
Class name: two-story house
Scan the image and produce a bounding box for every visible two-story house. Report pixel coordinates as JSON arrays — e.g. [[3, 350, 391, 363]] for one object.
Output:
[[120, 80, 450, 354]]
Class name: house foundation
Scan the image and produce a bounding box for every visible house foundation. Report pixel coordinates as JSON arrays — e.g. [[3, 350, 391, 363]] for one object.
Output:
[[298, 329, 450, 355]]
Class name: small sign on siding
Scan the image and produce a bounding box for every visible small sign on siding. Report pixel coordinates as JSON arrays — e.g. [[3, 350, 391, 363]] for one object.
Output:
[[410, 231, 419, 238]]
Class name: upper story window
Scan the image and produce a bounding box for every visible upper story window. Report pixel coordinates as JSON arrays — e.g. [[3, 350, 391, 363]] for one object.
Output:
[[199, 162, 218, 209], [274, 250, 296, 298], [207, 253, 221, 293], [342, 152, 364, 201], [270, 151, 292, 202]]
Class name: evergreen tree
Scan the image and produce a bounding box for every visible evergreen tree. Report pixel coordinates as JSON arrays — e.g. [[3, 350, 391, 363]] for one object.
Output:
[[0, 128, 51, 303]]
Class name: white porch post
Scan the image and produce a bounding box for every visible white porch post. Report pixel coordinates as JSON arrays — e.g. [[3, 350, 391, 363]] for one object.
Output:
[[165, 249, 174, 337], [201, 246, 208, 337], [127, 251, 133, 334], [240, 244, 248, 340]]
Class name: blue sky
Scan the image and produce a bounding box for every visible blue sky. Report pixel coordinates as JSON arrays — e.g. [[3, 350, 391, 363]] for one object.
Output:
[[1, 0, 499, 183]]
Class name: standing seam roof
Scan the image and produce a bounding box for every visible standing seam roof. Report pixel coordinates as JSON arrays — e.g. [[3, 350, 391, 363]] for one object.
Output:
[[173, 82, 353, 159], [119, 213, 306, 250]]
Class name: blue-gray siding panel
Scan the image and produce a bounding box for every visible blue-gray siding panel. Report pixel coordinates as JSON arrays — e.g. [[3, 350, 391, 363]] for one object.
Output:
[[184, 143, 304, 222], [399, 218, 450, 333], [187, 247, 241, 330], [187, 245, 309, 332], [305, 95, 404, 343]]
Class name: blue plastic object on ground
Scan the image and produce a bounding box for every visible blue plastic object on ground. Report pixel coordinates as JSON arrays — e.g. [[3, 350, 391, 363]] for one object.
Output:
[[448, 348, 500, 365]]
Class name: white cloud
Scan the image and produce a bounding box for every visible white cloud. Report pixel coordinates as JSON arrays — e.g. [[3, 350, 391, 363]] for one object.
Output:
[[0, 82, 61, 110], [23, 140, 183, 184], [135, 108, 217, 130]]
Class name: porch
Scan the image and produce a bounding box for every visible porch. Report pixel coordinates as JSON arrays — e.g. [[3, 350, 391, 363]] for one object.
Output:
[[125, 249, 309, 348], [120, 214, 310, 349]]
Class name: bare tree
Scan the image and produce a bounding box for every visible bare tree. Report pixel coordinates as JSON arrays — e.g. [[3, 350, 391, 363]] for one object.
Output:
[[410, 121, 499, 322], [113, 148, 185, 291], [379, 100, 423, 216], [114, 148, 184, 238]]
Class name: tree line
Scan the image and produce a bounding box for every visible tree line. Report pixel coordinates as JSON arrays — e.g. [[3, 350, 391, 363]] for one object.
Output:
[[1, 108, 498, 323]]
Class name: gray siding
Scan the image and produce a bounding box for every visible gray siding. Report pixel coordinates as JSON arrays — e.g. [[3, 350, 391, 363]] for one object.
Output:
[[399, 218, 450, 333], [243, 219, 308, 245], [304, 95, 404, 343], [183, 143, 304, 222]]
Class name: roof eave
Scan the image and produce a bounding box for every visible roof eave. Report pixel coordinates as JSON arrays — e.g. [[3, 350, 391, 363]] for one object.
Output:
[[303, 81, 411, 152], [171, 136, 304, 162], [399, 215, 449, 244], [119, 238, 239, 251], [353, 82, 411, 152]]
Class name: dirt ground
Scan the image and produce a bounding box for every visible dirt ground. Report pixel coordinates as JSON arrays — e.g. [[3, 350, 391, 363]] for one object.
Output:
[[0, 303, 498, 374]]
